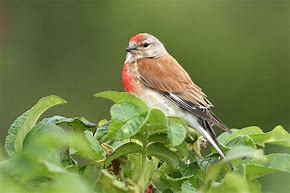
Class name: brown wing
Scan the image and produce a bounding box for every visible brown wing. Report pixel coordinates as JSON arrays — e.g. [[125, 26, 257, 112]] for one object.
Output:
[[137, 55, 231, 133], [137, 55, 213, 108]]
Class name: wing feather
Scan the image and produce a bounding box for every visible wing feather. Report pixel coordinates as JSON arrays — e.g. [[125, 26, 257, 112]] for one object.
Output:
[[137, 55, 212, 108], [136, 55, 231, 133]]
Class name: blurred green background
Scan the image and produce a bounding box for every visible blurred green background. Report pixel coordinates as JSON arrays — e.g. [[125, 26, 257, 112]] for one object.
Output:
[[0, 0, 289, 192]]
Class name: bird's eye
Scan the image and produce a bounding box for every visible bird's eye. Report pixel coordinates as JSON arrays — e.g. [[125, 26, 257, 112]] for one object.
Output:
[[143, 43, 149, 47]]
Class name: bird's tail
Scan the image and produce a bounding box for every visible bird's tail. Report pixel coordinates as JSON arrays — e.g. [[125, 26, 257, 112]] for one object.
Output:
[[189, 119, 226, 158]]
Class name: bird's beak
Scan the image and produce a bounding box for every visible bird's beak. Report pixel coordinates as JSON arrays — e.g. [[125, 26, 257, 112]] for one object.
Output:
[[126, 44, 138, 52]]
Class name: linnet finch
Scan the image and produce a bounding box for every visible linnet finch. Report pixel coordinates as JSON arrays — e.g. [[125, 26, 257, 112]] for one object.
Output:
[[122, 33, 231, 158]]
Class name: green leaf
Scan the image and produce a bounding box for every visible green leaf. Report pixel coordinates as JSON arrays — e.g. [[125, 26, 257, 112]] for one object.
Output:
[[167, 119, 187, 146], [213, 128, 259, 155], [250, 125, 290, 147], [61, 149, 77, 167], [95, 122, 109, 142], [147, 143, 179, 168], [98, 170, 137, 193], [221, 145, 266, 164], [23, 120, 103, 166], [218, 126, 262, 145], [69, 132, 105, 161], [158, 174, 185, 192], [79, 164, 101, 188], [39, 160, 66, 174], [94, 91, 148, 112], [246, 153, 290, 180], [4, 95, 66, 156], [179, 162, 202, 177], [236, 126, 264, 135], [236, 162, 247, 177], [217, 131, 235, 145], [207, 173, 259, 193], [109, 116, 146, 140], [43, 173, 93, 193], [205, 145, 266, 187], [172, 142, 189, 160], [248, 180, 262, 193], [105, 142, 142, 167], [148, 133, 168, 144], [107, 119, 123, 139], [226, 135, 256, 148], [83, 130, 105, 160], [209, 174, 262, 193], [23, 122, 65, 148], [110, 102, 144, 122], [126, 154, 143, 181], [168, 117, 188, 128], [42, 115, 96, 132], [147, 125, 168, 136], [182, 180, 197, 193], [158, 172, 199, 193], [147, 109, 168, 137], [148, 109, 167, 126]]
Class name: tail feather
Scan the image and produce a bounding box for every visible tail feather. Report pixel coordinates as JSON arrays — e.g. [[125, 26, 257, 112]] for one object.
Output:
[[210, 112, 232, 134], [190, 119, 226, 159], [202, 120, 217, 142]]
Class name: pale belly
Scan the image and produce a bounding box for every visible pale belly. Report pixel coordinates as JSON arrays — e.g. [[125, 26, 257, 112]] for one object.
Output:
[[135, 87, 200, 129]]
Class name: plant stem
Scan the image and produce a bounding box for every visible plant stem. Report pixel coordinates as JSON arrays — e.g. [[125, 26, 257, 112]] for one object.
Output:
[[137, 129, 148, 192], [141, 139, 147, 173]]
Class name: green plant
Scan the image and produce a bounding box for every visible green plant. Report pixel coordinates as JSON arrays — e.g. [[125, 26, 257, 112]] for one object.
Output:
[[1, 91, 290, 193]]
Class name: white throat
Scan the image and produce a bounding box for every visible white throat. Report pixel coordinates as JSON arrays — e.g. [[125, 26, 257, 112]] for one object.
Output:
[[125, 52, 146, 63], [125, 53, 135, 63]]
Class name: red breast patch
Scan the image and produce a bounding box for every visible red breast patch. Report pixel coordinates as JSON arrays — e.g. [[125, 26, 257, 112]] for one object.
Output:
[[122, 64, 136, 93]]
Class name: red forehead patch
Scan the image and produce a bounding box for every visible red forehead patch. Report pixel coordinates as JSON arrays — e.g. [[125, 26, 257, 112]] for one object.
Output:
[[130, 34, 144, 42]]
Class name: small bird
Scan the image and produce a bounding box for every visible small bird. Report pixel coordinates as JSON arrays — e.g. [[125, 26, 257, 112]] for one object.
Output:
[[122, 33, 231, 158]]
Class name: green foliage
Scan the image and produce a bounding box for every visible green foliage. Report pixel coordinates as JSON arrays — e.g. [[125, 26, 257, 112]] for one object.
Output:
[[1, 91, 290, 193], [105, 142, 142, 167], [4, 95, 66, 156]]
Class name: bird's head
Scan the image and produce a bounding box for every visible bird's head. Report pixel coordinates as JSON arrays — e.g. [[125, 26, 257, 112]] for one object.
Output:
[[125, 33, 167, 62]]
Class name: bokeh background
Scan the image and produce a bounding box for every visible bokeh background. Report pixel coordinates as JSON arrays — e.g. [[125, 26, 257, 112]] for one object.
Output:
[[0, 0, 289, 192]]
